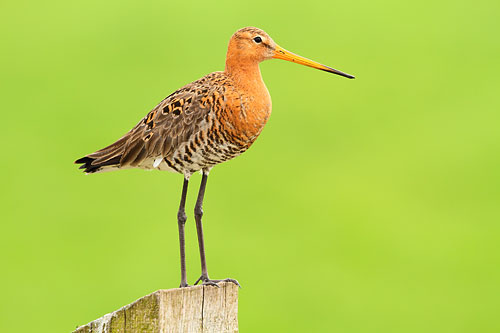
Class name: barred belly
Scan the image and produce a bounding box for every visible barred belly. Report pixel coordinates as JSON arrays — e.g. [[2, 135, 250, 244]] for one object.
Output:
[[161, 120, 250, 176]]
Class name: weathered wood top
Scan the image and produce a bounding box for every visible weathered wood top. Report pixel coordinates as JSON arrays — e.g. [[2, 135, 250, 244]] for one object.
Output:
[[73, 282, 238, 333]]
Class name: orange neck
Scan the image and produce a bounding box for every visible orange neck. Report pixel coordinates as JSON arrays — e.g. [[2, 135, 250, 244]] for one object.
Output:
[[225, 63, 265, 92], [224, 43, 266, 92], [223, 47, 272, 144]]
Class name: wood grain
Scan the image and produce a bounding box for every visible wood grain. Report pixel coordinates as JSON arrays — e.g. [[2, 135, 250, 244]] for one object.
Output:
[[73, 282, 238, 333]]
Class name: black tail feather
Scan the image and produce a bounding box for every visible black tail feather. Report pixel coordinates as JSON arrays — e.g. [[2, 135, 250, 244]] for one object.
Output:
[[74, 156, 121, 173]]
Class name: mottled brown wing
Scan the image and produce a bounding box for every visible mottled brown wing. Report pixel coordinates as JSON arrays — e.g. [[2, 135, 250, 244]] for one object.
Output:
[[119, 88, 211, 167], [79, 80, 216, 172]]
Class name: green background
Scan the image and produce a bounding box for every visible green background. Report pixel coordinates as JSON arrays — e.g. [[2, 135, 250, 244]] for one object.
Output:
[[2, 0, 499, 332]]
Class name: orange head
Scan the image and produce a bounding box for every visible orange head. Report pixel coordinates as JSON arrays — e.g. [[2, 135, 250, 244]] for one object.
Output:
[[225, 27, 354, 79]]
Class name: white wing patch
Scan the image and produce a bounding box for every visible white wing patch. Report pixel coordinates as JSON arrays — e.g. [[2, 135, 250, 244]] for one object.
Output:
[[153, 157, 163, 168]]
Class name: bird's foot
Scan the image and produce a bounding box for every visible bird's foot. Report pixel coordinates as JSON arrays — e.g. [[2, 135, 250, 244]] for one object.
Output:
[[179, 281, 189, 288], [194, 275, 241, 288]]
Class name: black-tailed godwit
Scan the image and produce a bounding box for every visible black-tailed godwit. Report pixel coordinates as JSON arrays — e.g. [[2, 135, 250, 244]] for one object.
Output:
[[75, 27, 354, 287]]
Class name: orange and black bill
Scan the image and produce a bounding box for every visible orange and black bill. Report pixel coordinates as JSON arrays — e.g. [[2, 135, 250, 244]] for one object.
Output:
[[273, 45, 355, 79]]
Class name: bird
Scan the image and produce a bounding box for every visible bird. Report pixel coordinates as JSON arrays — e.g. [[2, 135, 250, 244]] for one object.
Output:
[[75, 27, 354, 288]]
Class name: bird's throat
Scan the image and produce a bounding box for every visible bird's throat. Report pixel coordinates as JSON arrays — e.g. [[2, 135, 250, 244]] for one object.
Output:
[[225, 61, 264, 90]]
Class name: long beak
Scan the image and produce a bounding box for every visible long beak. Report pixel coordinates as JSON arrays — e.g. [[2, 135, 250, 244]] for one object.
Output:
[[273, 45, 354, 79]]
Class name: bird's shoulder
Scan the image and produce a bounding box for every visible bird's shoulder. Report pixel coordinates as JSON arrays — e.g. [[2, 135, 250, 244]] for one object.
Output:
[[121, 72, 236, 161], [142, 71, 234, 129]]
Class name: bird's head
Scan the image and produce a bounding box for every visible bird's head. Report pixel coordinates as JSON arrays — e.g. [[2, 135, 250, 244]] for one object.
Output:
[[226, 27, 354, 79], [227, 27, 277, 63]]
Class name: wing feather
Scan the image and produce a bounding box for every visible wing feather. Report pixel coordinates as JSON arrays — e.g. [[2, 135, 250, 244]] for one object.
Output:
[[75, 72, 230, 173]]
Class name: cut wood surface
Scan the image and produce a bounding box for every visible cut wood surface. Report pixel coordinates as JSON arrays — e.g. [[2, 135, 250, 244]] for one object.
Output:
[[73, 282, 238, 333]]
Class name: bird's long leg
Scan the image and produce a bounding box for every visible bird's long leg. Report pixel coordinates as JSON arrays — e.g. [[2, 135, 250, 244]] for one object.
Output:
[[193, 172, 240, 288], [177, 177, 189, 288]]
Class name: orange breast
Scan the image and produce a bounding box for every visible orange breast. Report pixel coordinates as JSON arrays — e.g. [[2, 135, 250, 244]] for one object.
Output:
[[222, 80, 272, 148]]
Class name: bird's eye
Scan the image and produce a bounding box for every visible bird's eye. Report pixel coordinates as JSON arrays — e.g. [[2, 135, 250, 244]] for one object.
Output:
[[253, 36, 262, 43]]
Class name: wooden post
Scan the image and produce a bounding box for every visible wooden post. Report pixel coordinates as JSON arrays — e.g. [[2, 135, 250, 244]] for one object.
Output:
[[73, 282, 238, 333]]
